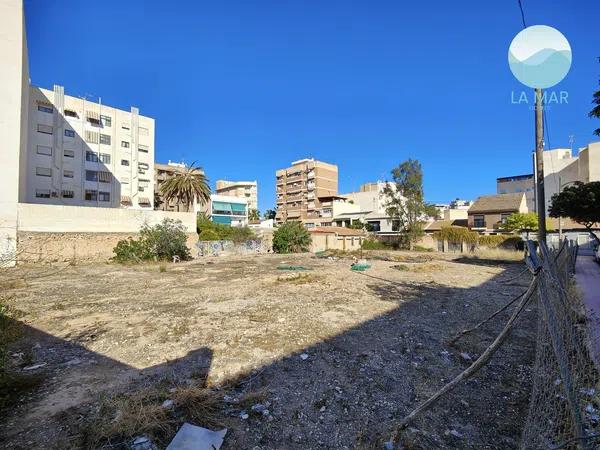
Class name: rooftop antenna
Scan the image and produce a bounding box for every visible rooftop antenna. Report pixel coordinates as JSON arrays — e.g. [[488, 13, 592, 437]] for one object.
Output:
[[568, 134, 575, 151]]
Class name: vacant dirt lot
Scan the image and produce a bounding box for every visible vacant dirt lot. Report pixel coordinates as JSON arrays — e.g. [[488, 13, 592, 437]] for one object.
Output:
[[0, 251, 536, 449]]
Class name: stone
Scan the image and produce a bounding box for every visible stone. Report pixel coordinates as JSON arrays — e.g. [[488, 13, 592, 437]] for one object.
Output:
[[460, 352, 472, 361], [300, 353, 309, 360], [240, 412, 249, 420], [251, 404, 267, 413], [131, 435, 157, 450], [161, 399, 174, 409], [166, 423, 227, 450], [22, 363, 46, 371]]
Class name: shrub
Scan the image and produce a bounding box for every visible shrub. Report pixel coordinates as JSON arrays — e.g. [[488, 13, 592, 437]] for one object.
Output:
[[478, 235, 522, 249], [361, 238, 390, 250], [433, 226, 479, 244], [112, 218, 191, 263], [272, 222, 311, 253], [412, 245, 434, 252], [198, 229, 220, 241]]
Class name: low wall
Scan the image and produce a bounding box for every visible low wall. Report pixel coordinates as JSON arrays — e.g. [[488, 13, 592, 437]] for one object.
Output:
[[197, 239, 271, 256], [16, 203, 198, 263], [17, 231, 198, 263], [310, 234, 364, 253]]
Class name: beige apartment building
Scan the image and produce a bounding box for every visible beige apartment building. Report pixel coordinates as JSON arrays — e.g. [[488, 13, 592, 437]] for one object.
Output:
[[154, 161, 195, 211], [24, 85, 155, 209], [275, 158, 338, 227], [215, 180, 258, 211]]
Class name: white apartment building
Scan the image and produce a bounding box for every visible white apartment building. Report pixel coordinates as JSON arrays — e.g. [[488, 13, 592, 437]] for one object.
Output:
[[215, 180, 258, 211], [24, 85, 155, 209]]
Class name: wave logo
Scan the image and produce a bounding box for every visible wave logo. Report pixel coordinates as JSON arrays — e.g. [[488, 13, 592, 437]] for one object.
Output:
[[508, 25, 572, 89]]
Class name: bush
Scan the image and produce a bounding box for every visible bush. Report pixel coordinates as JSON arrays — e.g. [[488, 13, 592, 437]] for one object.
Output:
[[478, 234, 523, 249], [433, 226, 479, 245], [197, 215, 256, 243], [113, 218, 191, 263], [412, 245, 434, 252], [361, 238, 390, 250], [198, 229, 220, 241], [272, 222, 311, 253]]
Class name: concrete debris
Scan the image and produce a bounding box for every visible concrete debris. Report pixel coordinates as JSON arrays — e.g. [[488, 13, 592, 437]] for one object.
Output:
[[131, 435, 157, 450], [240, 412, 249, 420], [460, 352, 472, 361], [166, 423, 227, 450], [445, 429, 462, 438], [251, 404, 268, 414], [22, 363, 46, 371], [300, 353, 309, 360]]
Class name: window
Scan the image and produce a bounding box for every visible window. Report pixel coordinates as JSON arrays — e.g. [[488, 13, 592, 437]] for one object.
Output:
[[138, 162, 149, 170], [368, 221, 381, 232], [501, 213, 511, 224], [63, 170, 74, 178], [121, 159, 130, 166], [64, 109, 78, 118], [85, 190, 97, 201], [38, 104, 53, 114], [64, 129, 75, 137], [36, 167, 52, 177], [87, 117, 101, 127], [62, 190, 74, 199], [100, 115, 111, 127], [99, 191, 110, 202], [391, 220, 401, 232], [36, 145, 52, 156], [86, 151, 99, 162], [63, 149, 75, 158], [86, 170, 98, 182], [99, 153, 111, 164], [85, 130, 99, 143], [121, 141, 130, 148], [35, 189, 51, 198], [473, 215, 485, 228], [139, 126, 149, 135], [139, 178, 150, 183], [121, 177, 130, 184], [37, 124, 53, 134], [100, 134, 111, 145], [138, 186, 145, 192], [138, 145, 149, 153], [121, 123, 130, 130], [98, 171, 111, 183]]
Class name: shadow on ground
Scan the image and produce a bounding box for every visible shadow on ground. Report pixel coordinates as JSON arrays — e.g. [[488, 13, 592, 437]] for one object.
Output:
[[0, 257, 536, 449]]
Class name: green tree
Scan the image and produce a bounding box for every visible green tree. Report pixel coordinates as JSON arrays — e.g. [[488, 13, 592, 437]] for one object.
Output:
[[500, 212, 539, 231], [590, 57, 600, 136], [159, 162, 211, 212], [264, 209, 277, 220], [383, 159, 437, 248], [345, 219, 373, 232], [272, 222, 311, 253], [248, 209, 260, 221], [549, 181, 600, 242]]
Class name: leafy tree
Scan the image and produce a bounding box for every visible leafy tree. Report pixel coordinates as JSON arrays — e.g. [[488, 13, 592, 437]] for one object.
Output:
[[591, 57, 600, 136], [198, 229, 220, 241], [197, 215, 257, 243], [549, 181, 600, 242], [264, 209, 277, 220], [113, 218, 191, 262], [345, 219, 374, 232], [248, 209, 260, 221], [159, 162, 211, 212], [272, 222, 311, 253], [500, 212, 539, 231], [383, 159, 437, 248]]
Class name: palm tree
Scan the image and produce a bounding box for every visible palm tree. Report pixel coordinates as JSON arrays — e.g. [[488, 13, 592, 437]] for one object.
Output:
[[248, 209, 260, 221], [159, 162, 211, 212]]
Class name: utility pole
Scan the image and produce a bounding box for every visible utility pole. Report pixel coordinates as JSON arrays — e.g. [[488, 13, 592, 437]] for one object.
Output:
[[535, 88, 546, 244]]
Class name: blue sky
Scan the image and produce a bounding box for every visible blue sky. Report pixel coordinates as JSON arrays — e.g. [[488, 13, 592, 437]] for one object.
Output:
[[24, 0, 600, 211]]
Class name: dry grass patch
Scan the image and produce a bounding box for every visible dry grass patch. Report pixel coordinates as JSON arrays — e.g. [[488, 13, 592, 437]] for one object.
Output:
[[276, 272, 324, 284], [391, 262, 444, 272], [80, 384, 224, 449], [464, 248, 524, 262]]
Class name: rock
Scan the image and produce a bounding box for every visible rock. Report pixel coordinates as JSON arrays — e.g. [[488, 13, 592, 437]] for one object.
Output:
[[586, 404, 596, 414], [162, 399, 174, 409], [65, 358, 82, 366], [460, 352, 472, 361], [300, 353, 309, 360], [445, 429, 462, 438], [319, 406, 326, 412], [240, 412, 249, 420]]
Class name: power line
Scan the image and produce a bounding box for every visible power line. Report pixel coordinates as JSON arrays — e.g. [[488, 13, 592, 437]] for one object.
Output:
[[518, 0, 527, 28]]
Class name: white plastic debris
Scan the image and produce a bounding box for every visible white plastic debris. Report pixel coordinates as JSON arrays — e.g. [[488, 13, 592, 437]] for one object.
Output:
[[300, 353, 309, 360], [166, 423, 227, 450]]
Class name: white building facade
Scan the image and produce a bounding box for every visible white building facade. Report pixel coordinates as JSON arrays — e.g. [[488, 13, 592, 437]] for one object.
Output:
[[24, 86, 155, 209]]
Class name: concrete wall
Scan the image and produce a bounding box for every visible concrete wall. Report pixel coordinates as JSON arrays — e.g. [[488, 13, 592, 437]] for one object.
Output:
[[310, 233, 364, 253], [16, 203, 197, 263], [0, 0, 29, 266]]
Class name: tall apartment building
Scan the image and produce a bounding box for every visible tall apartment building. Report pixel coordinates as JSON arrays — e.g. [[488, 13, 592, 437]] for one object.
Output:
[[215, 180, 258, 211], [24, 85, 155, 209], [154, 161, 195, 211], [496, 174, 535, 211], [275, 158, 338, 227]]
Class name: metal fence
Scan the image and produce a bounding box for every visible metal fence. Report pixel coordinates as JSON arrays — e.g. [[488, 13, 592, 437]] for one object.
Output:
[[521, 240, 600, 449]]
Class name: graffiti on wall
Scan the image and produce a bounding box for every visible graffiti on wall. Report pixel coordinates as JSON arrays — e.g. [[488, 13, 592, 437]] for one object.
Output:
[[196, 239, 268, 256]]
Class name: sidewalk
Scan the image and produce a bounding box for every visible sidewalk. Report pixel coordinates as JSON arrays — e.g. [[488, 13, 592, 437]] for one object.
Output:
[[576, 249, 600, 365]]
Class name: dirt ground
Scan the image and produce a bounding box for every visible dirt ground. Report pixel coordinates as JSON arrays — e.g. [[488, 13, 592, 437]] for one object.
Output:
[[0, 251, 536, 449]]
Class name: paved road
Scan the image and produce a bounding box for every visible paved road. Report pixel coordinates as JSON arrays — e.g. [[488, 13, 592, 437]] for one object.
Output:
[[576, 250, 600, 365]]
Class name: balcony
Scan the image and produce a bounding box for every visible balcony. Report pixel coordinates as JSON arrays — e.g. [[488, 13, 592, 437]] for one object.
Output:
[[286, 175, 303, 184]]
